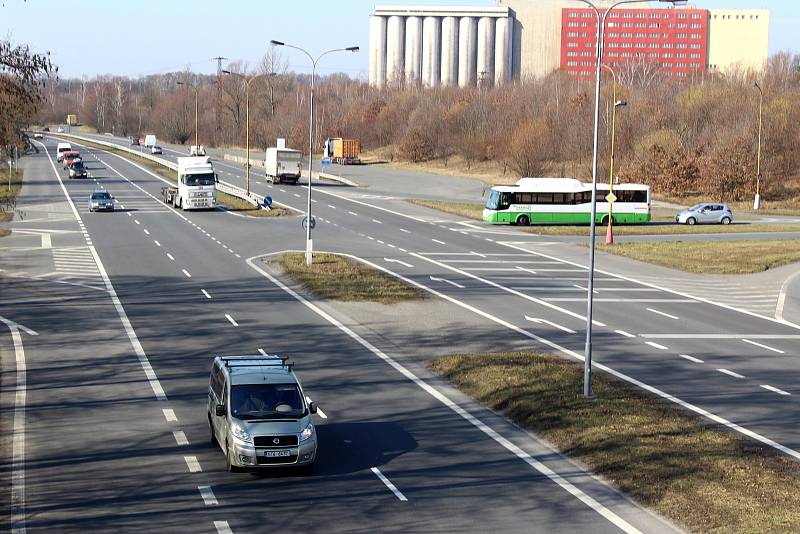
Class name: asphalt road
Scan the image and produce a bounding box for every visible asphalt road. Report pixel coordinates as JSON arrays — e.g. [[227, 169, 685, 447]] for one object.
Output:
[[3, 134, 800, 532]]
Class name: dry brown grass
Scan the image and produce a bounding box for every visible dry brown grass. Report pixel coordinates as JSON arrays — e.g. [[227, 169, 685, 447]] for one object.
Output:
[[216, 191, 294, 217], [279, 252, 423, 304], [659, 194, 800, 216], [598, 239, 800, 274], [431, 351, 800, 534]]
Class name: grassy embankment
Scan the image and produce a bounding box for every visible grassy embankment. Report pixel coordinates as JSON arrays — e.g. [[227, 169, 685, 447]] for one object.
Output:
[[278, 252, 423, 304], [0, 167, 23, 237], [51, 135, 293, 218], [406, 199, 800, 236], [431, 351, 800, 534]]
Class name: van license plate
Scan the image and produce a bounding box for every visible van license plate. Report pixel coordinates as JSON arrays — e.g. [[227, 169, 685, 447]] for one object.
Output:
[[265, 450, 291, 458]]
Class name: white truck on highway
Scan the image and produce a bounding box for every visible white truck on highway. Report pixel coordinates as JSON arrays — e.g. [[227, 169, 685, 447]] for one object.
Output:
[[265, 147, 302, 185], [144, 134, 157, 148], [161, 156, 217, 210]]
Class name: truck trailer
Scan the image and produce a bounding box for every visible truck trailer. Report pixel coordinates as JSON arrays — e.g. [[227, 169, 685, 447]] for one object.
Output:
[[323, 138, 361, 165], [265, 147, 302, 184], [161, 156, 217, 210]]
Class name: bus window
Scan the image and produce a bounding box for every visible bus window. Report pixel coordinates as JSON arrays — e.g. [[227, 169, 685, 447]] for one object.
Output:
[[536, 192, 554, 204], [519, 193, 533, 204], [553, 193, 568, 205]]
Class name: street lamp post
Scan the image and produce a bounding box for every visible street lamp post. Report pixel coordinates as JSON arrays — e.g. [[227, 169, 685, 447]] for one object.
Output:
[[270, 40, 359, 266], [222, 70, 276, 197], [177, 81, 200, 148], [602, 64, 627, 245], [575, 0, 685, 398], [754, 81, 763, 210]]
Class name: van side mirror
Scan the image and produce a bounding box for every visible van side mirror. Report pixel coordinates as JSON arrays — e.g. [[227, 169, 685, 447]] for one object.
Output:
[[308, 402, 318, 414], [215, 404, 225, 416]]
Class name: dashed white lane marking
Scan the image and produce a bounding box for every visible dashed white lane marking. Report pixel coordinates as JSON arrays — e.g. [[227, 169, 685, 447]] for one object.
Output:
[[201, 289, 212, 299], [399, 248, 407, 253], [127, 212, 132, 217], [377, 240, 385, 245], [173, 431, 189, 446], [225, 314, 239, 327], [198, 486, 218, 505], [645, 341, 669, 350], [327, 204, 336, 209], [163, 409, 178, 422], [399, 228, 410, 233], [646, 308, 679, 320], [717, 368, 745, 379], [182, 269, 192, 278], [214, 521, 233, 534], [680, 354, 704, 363], [367, 236, 375, 241], [370, 467, 408, 501], [525, 316, 576, 334], [742, 338, 785, 354], [761, 384, 791, 396], [432, 239, 446, 245], [167, 253, 175, 261], [235, 253, 241, 258], [134, 219, 140, 225], [348, 211, 358, 216], [615, 330, 636, 338], [293, 193, 301, 198], [143, 229, 150, 235], [184, 456, 202, 473], [372, 219, 382, 224], [154, 240, 161, 247], [280, 188, 286, 192]]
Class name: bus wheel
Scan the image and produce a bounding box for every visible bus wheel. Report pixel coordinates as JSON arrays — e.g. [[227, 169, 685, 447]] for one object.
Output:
[[517, 215, 530, 226]]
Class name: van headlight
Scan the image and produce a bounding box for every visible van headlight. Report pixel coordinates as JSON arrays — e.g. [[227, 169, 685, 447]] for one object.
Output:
[[300, 422, 314, 442], [231, 423, 252, 444]]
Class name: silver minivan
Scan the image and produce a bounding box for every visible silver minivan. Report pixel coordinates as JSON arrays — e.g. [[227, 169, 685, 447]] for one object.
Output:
[[208, 355, 318, 472], [676, 203, 733, 225]]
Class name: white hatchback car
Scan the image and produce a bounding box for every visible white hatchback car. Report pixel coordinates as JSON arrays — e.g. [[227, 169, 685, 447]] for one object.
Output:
[[676, 203, 733, 225]]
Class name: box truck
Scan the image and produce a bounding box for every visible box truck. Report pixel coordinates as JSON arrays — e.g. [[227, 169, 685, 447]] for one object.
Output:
[[144, 134, 157, 148], [265, 147, 302, 184]]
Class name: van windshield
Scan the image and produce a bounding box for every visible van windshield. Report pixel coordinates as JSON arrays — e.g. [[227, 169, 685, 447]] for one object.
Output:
[[485, 189, 500, 210], [230, 383, 305, 420], [184, 173, 215, 186]]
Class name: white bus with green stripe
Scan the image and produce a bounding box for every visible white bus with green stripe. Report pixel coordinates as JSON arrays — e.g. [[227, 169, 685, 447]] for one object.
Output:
[[483, 178, 651, 225]]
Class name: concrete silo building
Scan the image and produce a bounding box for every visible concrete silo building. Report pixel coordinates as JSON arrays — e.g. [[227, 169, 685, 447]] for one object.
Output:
[[368, 5, 518, 88]]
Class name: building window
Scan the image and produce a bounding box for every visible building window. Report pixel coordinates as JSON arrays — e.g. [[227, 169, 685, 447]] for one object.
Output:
[[676, 33, 687, 39], [649, 23, 660, 28], [620, 43, 632, 48], [580, 51, 592, 56], [663, 43, 673, 48], [691, 23, 702, 29], [677, 23, 688, 28], [567, 32, 579, 37], [607, 32, 619, 38], [649, 42, 659, 48], [649, 33, 660, 38], [567, 22, 579, 27], [690, 43, 701, 49], [690, 53, 700, 58], [566, 61, 578, 66], [567, 51, 578, 57], [568, 12, 578, 18], [690, 33, 701, 39], [567, 42, 578, 47], [677, 13, 688, 19], [677, 53, 686, 58], [662, 53, 673, 58], [635, 32, 646, 38], [692, 13, 702, 19], [677, 43, 687, 49]]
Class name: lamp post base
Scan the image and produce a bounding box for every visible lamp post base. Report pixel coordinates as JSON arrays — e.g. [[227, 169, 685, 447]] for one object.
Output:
[[754, 194, 761, 210], [305, 239, 313, 266]]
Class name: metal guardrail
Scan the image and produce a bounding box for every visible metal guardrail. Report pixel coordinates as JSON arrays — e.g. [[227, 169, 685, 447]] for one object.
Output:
[[49, 133, 263, 207]]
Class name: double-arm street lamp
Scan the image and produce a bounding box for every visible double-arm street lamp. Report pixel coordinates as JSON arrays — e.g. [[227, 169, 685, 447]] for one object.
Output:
[[222, 70, 276, 197], [270, 40, 359, 266], [176, 81, 200, 148], [753, 81, 764, 210], [603, 64, 627, 245], [574, 0, 686, 398]]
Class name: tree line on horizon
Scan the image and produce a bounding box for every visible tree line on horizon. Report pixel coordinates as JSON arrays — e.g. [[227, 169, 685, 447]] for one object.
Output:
[[34, 50, 800, 202]]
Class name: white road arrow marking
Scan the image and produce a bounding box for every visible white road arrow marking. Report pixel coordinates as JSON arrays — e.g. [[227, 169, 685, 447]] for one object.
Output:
[[384, 258, 413, 268], [524, 316, 577, 334], [429, 276, 465, 289]]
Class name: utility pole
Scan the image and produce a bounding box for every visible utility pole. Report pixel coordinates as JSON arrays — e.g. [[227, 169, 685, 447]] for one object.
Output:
[[212, 56, 228, 146]]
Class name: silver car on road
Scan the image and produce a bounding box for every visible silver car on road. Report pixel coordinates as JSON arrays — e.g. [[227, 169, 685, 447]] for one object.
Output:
[[676, 203, 733, 225]]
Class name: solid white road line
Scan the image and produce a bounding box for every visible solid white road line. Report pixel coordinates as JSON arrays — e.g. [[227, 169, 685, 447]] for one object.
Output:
[[167, 253, 175, 261], [432, 239, 446, 245], [247, 253, 643, 533], [644, 342, 669, 350], [615, 330, 636, 338], [198, 486, 218, 505], [741, 338, 785, 354], [201, 289, 212, 299], [370, 467, 408, 501], [214, 521, 233, 534], [184, 456, 202, 473], [163, 408, 178, 422], [182, 269, 192, 278], [225, 314, 239, 327], [525, 316, 577, 334], [173, 431, 189, 446], [646, 308, 679, 320], [384, 258, 413, 268], [717, 368, 745, 379], [680, 354, 704, 364], [639, 334, 800, 339], [0, 316, 37, 533], [761, 384, 791, 396]]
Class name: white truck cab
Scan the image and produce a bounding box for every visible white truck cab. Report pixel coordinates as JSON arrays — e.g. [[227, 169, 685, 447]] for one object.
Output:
[[174, 156, 216, 210]]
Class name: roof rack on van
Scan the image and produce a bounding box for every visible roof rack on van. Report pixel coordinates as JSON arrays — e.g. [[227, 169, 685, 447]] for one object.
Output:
[[219, 355, 294, 372]]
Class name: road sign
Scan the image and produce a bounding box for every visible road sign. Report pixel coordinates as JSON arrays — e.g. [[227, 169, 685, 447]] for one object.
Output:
[[301, 216, 316, 230], [321, 158, 331, 167], [263, 196, 273, 208], [605, 192, 617, 203]]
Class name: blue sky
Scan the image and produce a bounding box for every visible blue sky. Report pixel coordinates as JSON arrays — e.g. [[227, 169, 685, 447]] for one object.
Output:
[[1, 0, 795, 79]]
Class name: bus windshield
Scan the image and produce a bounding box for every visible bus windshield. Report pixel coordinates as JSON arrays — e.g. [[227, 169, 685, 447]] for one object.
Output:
[[485, 189, 500, 210], [184, 173, 215, 186]]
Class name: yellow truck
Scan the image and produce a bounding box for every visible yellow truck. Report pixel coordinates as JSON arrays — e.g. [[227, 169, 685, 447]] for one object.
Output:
[[323, 138, 361, 165], [66, 114, 78, 126]]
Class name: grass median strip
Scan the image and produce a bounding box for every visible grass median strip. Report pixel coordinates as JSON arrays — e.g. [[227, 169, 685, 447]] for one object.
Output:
[[278, 252, 423, 304], [431, 351, 800, 534], [597, 238, 800, 274]]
